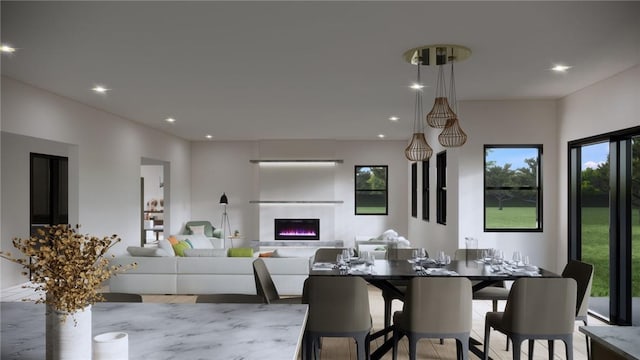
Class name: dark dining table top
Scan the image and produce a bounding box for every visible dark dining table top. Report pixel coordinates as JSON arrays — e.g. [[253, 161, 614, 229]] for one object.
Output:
[[309, 258, 559, 281]]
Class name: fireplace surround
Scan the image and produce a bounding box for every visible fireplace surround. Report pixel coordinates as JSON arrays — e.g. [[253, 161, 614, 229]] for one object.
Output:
[[274, 218, 320, 240]]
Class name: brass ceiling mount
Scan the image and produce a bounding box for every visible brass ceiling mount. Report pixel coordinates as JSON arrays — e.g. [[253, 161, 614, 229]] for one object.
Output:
[[403, 44, 471, 65]]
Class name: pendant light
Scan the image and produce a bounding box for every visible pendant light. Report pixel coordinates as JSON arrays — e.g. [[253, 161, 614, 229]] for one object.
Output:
[[405, 59, 432, 161], [426, 47, 456, 129], [439, 58, 467, 147]]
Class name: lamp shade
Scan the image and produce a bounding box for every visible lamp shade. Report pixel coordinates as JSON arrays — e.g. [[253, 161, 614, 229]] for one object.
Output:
[[219, 193, 228, 205]]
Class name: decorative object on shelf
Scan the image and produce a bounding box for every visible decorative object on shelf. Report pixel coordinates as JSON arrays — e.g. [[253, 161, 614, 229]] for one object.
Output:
[[219, 192, 233, 248], [405, 51, 433, 162], [438, 54, 467, 147], [0, 224, 136, 360], [249, 159, 343, 165]]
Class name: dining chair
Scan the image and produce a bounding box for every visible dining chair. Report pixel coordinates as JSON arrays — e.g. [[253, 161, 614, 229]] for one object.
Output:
[[454, 248, 510, 313], [303, 276, 372, 360], [561, 260, 594, 359], [195, 294, 265, 303], [381, 247, 425, 339], [312, 247, 355, 263], [99, 292, 143, 302], [392, 277, 473, 360], [252, 258, 303, 304], [483, 277, 577, 360]]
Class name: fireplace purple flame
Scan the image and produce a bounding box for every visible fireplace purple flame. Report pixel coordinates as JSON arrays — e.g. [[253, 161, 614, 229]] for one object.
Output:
[[274, 218, 320, 240]]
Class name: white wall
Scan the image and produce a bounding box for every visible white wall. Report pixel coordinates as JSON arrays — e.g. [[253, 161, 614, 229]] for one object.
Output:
[[189, 139, 408, 249], [1, 77, 192, 288], [557, 64, 640, 270], [408, 100, 560, 270]]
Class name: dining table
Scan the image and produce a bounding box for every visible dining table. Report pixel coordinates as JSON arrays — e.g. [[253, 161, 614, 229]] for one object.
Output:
[[1, 301, 308, 360], [310, 257, 560, 360]]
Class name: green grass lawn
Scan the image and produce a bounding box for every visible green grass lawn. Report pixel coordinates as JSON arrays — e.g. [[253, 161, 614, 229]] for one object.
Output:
[[356, 206, 387, 215], [485, 206, 640, 297]]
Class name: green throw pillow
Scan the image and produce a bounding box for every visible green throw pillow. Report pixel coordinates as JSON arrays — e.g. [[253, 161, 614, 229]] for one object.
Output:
[[227, 247, 254, 257], [172, 240, 192, 257]]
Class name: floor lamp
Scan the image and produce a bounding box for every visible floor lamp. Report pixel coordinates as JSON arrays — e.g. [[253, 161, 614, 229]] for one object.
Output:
[[219, 193, 233, 248]]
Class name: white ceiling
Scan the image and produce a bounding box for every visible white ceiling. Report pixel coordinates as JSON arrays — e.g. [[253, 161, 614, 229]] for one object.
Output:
[[2, 1, 639, 141]]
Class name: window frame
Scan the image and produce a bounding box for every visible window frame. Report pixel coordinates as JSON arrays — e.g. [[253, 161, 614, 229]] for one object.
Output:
[[422, 160, 430, 221], [436, 151, 447, 225], [354, 165, 389, 216], [483, 144, 543, 232], [411, 163, 417, 218]]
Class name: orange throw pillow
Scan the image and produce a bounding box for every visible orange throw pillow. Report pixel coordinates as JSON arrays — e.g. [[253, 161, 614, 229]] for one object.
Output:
[[167, 235, 179, 245]]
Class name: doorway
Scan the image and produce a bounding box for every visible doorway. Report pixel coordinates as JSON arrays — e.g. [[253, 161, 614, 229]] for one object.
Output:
[[140, 158, 169, 246], [569, 127, 640, 325]]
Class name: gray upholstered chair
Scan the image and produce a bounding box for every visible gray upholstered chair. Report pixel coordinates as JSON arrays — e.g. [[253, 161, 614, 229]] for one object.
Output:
[[252, 258, 302, 304], [312, 247, 355, 263], [454, 248, 510, 313], [483, 278, 577, 360], [392, 277, 472, 360], [196, 294, 264, 303], [381, 247, 425, 339], [99, 292, 143, 302], [303, 276, 372, 360], [562, 260, 594, 358]]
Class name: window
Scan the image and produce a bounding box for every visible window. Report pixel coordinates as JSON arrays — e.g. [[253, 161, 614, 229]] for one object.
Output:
[[436, 152, 447, 225], [484, 145, 542, 231], [422, 160, 429, 221], [355, 165, 388, 215], [411, 163, 417, 218]]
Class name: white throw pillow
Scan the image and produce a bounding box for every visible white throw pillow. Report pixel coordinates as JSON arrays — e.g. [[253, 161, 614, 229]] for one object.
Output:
[[188, 225, 206, 235], [157, 239, 176, 256], [185, 234, 214, 249], [271, 248, 316, 258], [126, 246, 169, 257]]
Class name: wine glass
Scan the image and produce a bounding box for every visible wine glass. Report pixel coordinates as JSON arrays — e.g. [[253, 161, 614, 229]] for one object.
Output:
[[437, 251, 446, 265], [512, 251, 522, 266], [349, 248, 356, 260], [418, 248, 427, 261], [523, 255, 530, 267], [341, 249, 351, 264]]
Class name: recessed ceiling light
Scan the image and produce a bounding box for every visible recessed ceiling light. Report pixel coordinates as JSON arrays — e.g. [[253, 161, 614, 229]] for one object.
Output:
[[1, 44, 16, 53], [389, 116, 399, 122], [410, 83, 424, 90], [165, 117, 176, 123], [92, 85, 109, 93], [377, 134, 385, 139], [205, 134, 213, 139], [551, 65, 571, 73]]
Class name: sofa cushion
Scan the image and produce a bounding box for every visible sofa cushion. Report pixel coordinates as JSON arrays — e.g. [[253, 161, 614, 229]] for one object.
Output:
[[172, 240, 191, 256], [111, 256, 177, 274], [158, 239, 176, 256], [183, 248, 227, 257], [126, 246, 170, 257], [228, 247, 254, 257], [185, 234, 214, 249], [188, 225, 206, 235]]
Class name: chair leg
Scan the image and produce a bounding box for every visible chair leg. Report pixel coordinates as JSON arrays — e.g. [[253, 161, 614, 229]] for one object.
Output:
[[493, 299, 498, 312], [506, 336, 510, 351], [408, 334, 418, 360], [511, 338, 522, 360], [457, 336, 469, 360], [528, 339, 534, 360], [583, 319, 590, 360], [483, 324, 491, 360], [355, 334, 367, 360], [392, 328, 400, 360], [384, 296, 392, 340], [565, 337, 574, 360], [548, 340, 554, 359]]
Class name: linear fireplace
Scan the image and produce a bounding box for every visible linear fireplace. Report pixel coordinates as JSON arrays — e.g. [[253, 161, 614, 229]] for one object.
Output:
[[274, 218, 320, 240]]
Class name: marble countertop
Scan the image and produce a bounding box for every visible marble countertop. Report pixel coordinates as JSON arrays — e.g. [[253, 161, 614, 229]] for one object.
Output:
[[579, 326, 640, 359], [1, 302, 308, 360]]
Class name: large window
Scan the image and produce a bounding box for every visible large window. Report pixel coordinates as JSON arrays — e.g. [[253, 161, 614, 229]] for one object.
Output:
[[484, 145, 542, 231], [355, 165, 388, 215]]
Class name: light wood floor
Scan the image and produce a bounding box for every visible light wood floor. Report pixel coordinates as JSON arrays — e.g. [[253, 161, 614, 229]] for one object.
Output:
[[142, 286, 605, 360]]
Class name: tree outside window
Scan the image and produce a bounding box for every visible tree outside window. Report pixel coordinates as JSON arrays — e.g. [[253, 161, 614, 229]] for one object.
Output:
[[355, 165, 388, 215], [484, 145, 542, 231]]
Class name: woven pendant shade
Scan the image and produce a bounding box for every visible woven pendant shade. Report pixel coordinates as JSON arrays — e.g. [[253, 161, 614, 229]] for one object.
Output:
[[426, 96, 456, 129], [426, 60, 456, 128], [438, 117, 467, 147], [405, 132, 433, 161]]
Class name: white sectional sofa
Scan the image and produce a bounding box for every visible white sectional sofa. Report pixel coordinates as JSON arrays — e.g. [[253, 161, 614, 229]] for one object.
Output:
[[109, 251, 313, 296]]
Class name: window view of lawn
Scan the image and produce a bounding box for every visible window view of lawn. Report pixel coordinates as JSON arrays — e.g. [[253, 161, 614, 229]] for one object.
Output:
[[581, 207, 640, 297], [484, 206, 538, 229]]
